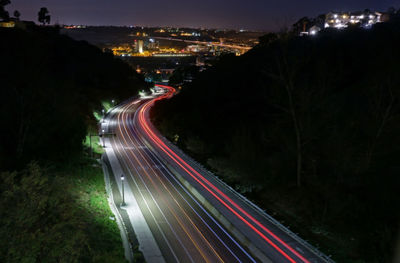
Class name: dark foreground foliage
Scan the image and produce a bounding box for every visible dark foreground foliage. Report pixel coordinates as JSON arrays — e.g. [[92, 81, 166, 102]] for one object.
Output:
[[0, 26, 146, 170], [0, 25, 146, 262], [0, 162, 126, 262], [152, 19, 400, 262]]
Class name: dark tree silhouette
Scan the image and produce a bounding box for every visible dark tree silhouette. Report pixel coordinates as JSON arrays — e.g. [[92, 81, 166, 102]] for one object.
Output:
[[258, 33, 278, 46], [38, 7, 50, 25], [314, 14, 326, 28], [292, 17, 311, 34], [13, 10, 20, 20], [0, 0, 10, 21], [0, 26, 147, 168]]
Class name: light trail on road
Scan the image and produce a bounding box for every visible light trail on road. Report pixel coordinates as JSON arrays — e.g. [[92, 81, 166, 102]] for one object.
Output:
[[120, 103, 225, 263], [135, 85, 310, 263], [107, 86, 257, 262], [105, 84, 331, 263]]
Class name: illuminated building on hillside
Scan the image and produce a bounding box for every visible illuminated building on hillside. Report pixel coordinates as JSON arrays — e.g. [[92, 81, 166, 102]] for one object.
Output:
[[325, 11, 384, 29]]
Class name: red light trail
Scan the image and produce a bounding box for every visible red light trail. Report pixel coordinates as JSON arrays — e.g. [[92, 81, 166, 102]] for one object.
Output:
[[134, 84, 310, 263]]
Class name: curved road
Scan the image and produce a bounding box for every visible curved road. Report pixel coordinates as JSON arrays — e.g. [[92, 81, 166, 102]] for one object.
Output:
[[103, 85, 332, 263], [106, 88, 256, 262]]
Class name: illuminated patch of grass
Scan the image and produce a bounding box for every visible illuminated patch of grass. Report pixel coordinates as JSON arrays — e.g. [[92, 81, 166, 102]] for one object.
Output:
[[0, 160, 127, 262], [83, 134, 104, 155], [102, 101, 113, 112], [65, 159, 127, 262], [93, 111, 102, 122]]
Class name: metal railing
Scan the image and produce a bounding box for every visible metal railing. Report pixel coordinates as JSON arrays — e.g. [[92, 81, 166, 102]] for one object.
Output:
[[149, 124, 334, 263]]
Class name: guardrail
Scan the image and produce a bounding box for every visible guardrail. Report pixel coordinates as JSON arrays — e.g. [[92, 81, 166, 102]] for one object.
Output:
[[153, 128, 334, 263], [114, 92, 334, 262]]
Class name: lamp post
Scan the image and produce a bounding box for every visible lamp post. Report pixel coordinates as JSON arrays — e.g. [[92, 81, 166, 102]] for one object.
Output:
[[112, 99, 115, 106], [121, 174, 126, 206], [102, 129, 105, 147], [102, 109, 105, 123]]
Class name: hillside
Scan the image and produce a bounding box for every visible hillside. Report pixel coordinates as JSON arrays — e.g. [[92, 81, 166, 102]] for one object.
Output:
[[0, 25, 147, 262], [0, 26, 147, 169], [152, 19, 400, 262]]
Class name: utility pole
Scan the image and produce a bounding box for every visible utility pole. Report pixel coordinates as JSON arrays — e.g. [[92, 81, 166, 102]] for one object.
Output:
[[121, 174, 126, 206]]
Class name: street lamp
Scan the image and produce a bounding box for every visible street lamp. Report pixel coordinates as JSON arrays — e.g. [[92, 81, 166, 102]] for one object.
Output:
[[112, 99, 115, 106], [102, 109, 105, 123], [121, 174, 126, 206], [102, 129, 105, 147]]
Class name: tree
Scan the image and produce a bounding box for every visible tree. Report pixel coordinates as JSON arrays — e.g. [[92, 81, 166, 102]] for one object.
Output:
[[314, 14, 326, 28], [364, 79, 397, 171], [0, 0, 10, 21], [258, 33, 278, 46], [275, 48, 304, 188], [292, 17, 311, 35], [13, 10, 20, 20], [38, 7, 50, 25]]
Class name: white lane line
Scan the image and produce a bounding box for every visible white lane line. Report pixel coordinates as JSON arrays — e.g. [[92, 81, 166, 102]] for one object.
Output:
[[127, 116, 226, 262], [105, 139, 165, 263], [131, 107, 257, 263], [116, 105, 193, 263]]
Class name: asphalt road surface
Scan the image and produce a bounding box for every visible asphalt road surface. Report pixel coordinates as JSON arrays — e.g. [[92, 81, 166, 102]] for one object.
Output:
[[103, 85, 332, 263]]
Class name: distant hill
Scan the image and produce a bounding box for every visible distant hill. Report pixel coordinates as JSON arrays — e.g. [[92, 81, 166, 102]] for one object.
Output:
[[61, 26, 138, 46]]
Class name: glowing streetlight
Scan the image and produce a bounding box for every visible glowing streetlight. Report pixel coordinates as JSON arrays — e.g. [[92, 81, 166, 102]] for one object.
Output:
[[121, 174, 126, 206], [102, 109, 105, 123]]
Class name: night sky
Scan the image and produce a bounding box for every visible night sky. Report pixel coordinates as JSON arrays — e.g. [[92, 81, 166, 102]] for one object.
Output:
[[8, 0, 400, 30]]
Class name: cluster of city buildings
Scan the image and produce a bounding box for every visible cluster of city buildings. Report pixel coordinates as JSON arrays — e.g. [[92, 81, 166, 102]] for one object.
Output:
[[110, 39, 192, 57], [155, 27, 201, 37], [109, 36, 248, 58]]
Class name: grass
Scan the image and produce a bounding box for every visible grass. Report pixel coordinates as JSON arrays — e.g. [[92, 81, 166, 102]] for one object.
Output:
[[50, 128, 128, 262], [102, 101, 113, 112], [93, 100, 115, 122], [94, 111, 103, 122], [80, 128, 144, 262], [61, 157, 127, 262], [83, 134, 104, 155], [0, 157, 128, 262]]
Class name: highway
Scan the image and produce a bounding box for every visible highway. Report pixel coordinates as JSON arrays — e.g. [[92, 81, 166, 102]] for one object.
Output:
[[102, 85, 333, 263]]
